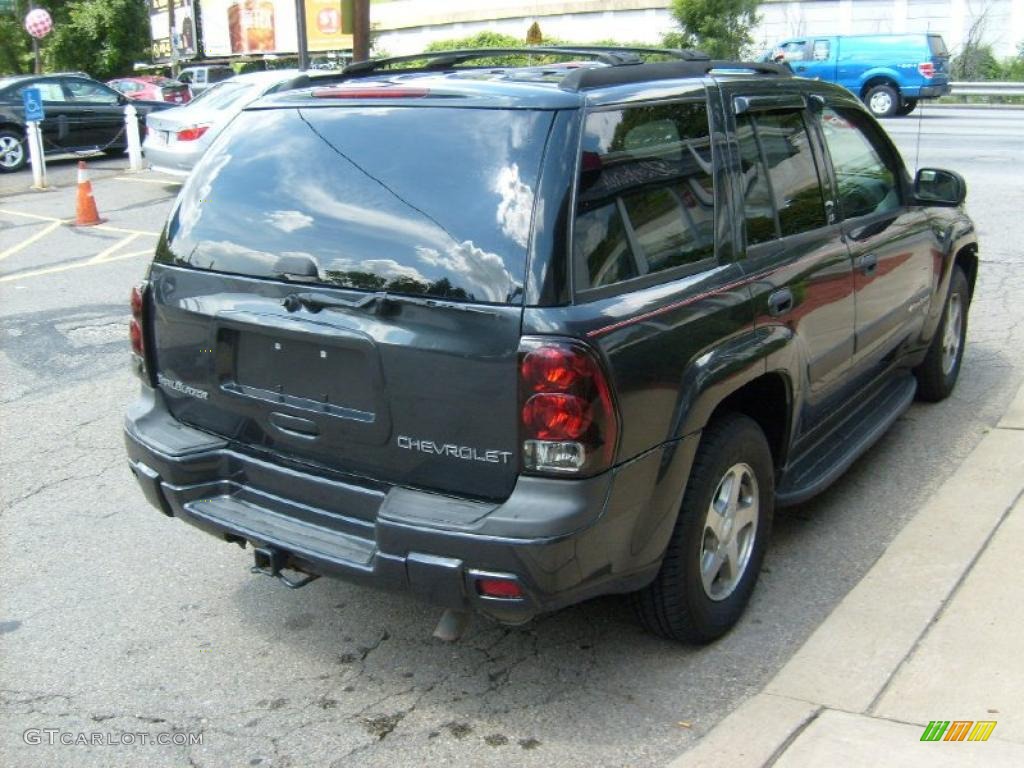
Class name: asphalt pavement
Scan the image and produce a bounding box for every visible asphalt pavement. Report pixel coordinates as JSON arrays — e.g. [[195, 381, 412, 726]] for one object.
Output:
[[1, 107, 1022, 768]]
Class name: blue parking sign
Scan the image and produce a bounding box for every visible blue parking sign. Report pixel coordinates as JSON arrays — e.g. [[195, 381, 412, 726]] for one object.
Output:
[[22, 87, 44, 122]]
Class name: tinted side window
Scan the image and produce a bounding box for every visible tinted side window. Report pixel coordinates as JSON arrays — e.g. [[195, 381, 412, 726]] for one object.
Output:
[[65, 79, 120, 104], [819, 107, 900, 219], [736, 111, 827, 244], [574, 101, 715, 291]]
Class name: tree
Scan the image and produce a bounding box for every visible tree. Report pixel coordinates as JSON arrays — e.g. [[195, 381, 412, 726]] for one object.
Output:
[[45, 0, 151, 80], [665, 0, 760, 59]]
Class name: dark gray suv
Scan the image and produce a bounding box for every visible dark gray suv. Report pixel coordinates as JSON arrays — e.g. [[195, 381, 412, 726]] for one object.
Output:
[[124, 48, 977, 643]]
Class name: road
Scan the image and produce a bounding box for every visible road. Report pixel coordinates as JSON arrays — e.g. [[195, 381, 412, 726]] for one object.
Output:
[[1, 107, 1022, 768]]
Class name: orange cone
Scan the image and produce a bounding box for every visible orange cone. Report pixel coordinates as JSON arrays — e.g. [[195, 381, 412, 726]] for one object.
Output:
[[74, 161, 103, 226]]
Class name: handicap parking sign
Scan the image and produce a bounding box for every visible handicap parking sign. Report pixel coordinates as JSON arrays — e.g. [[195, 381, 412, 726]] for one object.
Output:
[[22, 87, 44, 122]]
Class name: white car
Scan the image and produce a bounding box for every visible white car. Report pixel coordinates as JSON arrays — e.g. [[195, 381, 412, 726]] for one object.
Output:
[[143, 70, 317, 176]]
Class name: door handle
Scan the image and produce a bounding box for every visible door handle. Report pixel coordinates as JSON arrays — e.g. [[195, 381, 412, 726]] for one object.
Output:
[[795, 65, 807, 72], [767, 288, 794, 317], [859, 253, 879, 276]]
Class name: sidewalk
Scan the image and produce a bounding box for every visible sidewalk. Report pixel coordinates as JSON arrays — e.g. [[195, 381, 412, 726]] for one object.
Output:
[[670, 382, 1024, 767]]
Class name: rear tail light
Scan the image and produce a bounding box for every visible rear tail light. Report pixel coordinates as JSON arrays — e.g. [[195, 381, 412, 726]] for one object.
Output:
[[519, 338, 619, 476], [918, 62, 935, 78], [176, 125, 209, 141], [130, 282, 148, 376]]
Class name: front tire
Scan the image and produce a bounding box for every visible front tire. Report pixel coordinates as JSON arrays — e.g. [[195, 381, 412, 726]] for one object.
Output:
[[0, 129, 27, 173], [915, 265, 969, 402], [633, 413, 774, 644], [865, 84, 900, 118]]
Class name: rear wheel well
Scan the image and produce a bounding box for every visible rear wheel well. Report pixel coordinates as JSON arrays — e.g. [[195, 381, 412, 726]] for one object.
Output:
[[707, 373, 791, 471], [0, 123, 25, 138], [955, 244, 978, 303], [860, 77, 899, 99]]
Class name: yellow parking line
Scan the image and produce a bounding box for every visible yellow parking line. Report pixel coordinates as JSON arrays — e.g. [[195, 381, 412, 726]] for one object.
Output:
[[88, 233, 140, 263], [0, 220, 63, 261], [0, 208, 66, 224], [0, 207, 161, 237], [0, 245, 152, 284], [114, 176, 183, 186]]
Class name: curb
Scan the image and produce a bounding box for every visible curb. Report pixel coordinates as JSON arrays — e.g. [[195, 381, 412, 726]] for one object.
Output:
[[669, 382, 1024, 767]]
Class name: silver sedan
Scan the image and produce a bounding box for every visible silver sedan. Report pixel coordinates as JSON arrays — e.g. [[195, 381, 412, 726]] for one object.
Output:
[[143, 69, 315, 176]]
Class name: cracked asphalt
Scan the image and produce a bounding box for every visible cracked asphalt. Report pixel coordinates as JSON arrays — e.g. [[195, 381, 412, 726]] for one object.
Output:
[[1, 107, 1023, 768]]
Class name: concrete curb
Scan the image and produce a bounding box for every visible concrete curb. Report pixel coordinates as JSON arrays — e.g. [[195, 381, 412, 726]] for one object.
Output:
[[669, 382, 1024, 767]]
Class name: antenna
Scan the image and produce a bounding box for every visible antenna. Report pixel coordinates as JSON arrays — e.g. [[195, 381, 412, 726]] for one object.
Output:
[[914, 20, 931, 172]]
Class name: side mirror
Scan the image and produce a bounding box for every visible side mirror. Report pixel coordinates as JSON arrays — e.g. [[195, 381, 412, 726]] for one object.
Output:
[[915, 168, 966, 206], [117, 93, 128, 106]]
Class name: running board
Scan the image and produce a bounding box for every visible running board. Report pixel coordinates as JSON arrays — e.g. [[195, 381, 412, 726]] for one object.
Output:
[[776, 374, 917, 507]]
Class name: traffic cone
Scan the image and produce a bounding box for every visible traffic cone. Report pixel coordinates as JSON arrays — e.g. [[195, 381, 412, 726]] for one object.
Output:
[[74, 161, 103, 226]]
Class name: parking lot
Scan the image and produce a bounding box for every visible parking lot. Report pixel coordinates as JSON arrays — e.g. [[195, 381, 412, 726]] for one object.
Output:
[[1, 106, 1022, 768]]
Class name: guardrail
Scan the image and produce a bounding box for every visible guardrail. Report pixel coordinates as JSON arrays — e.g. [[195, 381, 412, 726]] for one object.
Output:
[[950, 81, 1024, 97]]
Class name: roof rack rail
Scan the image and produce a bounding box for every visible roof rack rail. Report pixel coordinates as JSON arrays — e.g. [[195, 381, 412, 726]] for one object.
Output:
[[342, 46, 710, 76], [558, 59, 792, 91]]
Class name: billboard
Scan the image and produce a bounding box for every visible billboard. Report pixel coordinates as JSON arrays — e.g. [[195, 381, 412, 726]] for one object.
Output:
[[201, 0, 353, 56], [150, 0, 198, 60]]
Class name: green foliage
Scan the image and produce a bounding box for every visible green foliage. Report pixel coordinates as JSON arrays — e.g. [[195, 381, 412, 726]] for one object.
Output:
[[44, 0, 150, 80], [0, 14, 33, 74], [666, 0, 760, 59], [951, 43, 1000, 81]]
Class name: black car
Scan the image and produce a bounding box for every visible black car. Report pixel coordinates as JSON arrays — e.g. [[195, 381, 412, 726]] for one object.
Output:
[[0, 73, 171, 172], [124, 48, 978, 643]]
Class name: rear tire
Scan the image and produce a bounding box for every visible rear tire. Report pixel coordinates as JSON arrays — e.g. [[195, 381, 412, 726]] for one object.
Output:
[[865, 84, 900, 118], [633, 413, 774, 644], [0, 129, 27, 173], [915, 266, 969, 402]]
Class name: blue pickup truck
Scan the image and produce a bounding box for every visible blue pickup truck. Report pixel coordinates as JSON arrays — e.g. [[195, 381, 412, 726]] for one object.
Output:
[[768, 33, 952, 117]]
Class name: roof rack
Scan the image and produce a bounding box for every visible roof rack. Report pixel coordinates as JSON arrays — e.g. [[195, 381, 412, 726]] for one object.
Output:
[[342, 46, 710, 76], [558, 59, 792, 91]]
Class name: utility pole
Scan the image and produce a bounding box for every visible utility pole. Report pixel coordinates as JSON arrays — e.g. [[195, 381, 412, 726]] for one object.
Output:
[[168, 0, 178, 77], [353, 0, 370, 62], [296, 0, 309, 70]]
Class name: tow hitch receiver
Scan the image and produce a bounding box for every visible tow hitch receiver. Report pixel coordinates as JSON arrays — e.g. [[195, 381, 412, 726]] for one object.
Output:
[[250, 545, 321, 589]]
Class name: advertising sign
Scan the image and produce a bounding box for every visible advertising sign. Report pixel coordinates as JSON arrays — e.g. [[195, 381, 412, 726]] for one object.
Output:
[[150, 0, 197, 60], [202, 0, 352, 56]]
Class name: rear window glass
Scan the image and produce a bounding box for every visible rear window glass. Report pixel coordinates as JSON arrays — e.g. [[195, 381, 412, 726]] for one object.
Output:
[[159, 106, 553, 304], [928, 35, 948, 56], [187, 81, 253, 110]]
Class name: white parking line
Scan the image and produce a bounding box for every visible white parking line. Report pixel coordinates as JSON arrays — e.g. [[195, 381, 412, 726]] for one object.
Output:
[[0, 220, 63, 261]]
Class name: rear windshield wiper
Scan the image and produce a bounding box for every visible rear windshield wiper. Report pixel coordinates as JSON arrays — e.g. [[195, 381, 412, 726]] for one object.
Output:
[[282, 291, 380, 313]]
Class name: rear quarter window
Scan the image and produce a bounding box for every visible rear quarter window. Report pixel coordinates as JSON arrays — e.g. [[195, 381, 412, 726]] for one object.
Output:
[[159, 106, 553, 304], [573, 101, 716, 294]]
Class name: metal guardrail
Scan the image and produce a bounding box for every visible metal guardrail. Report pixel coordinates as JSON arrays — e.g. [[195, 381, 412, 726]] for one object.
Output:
[[950, 81, 1024, 97]]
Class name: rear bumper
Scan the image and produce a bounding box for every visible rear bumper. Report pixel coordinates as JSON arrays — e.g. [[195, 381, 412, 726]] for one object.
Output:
[[142, 139, 203, 175], [906, 83, 952, 99], [124, 386, 697, 624]]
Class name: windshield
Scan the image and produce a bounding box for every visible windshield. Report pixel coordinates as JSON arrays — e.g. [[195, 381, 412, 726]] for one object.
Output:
[[158, 106, 553, 304]]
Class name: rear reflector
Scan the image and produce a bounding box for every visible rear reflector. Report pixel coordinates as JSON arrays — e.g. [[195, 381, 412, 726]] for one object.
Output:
[[918, 62, 935, 78], [312, 86, 430, 99], [475, 577, 524, 599], [176, 125, 209, 141]]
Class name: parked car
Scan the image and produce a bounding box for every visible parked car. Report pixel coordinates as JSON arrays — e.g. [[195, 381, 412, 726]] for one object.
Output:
[[176, 64, 235, 94], [124, 48, 977, 643], [108, 76, 192, 106], [768, 33, 951, 117], [0, 73, 171, 173], [143, 69, 323, 176]]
